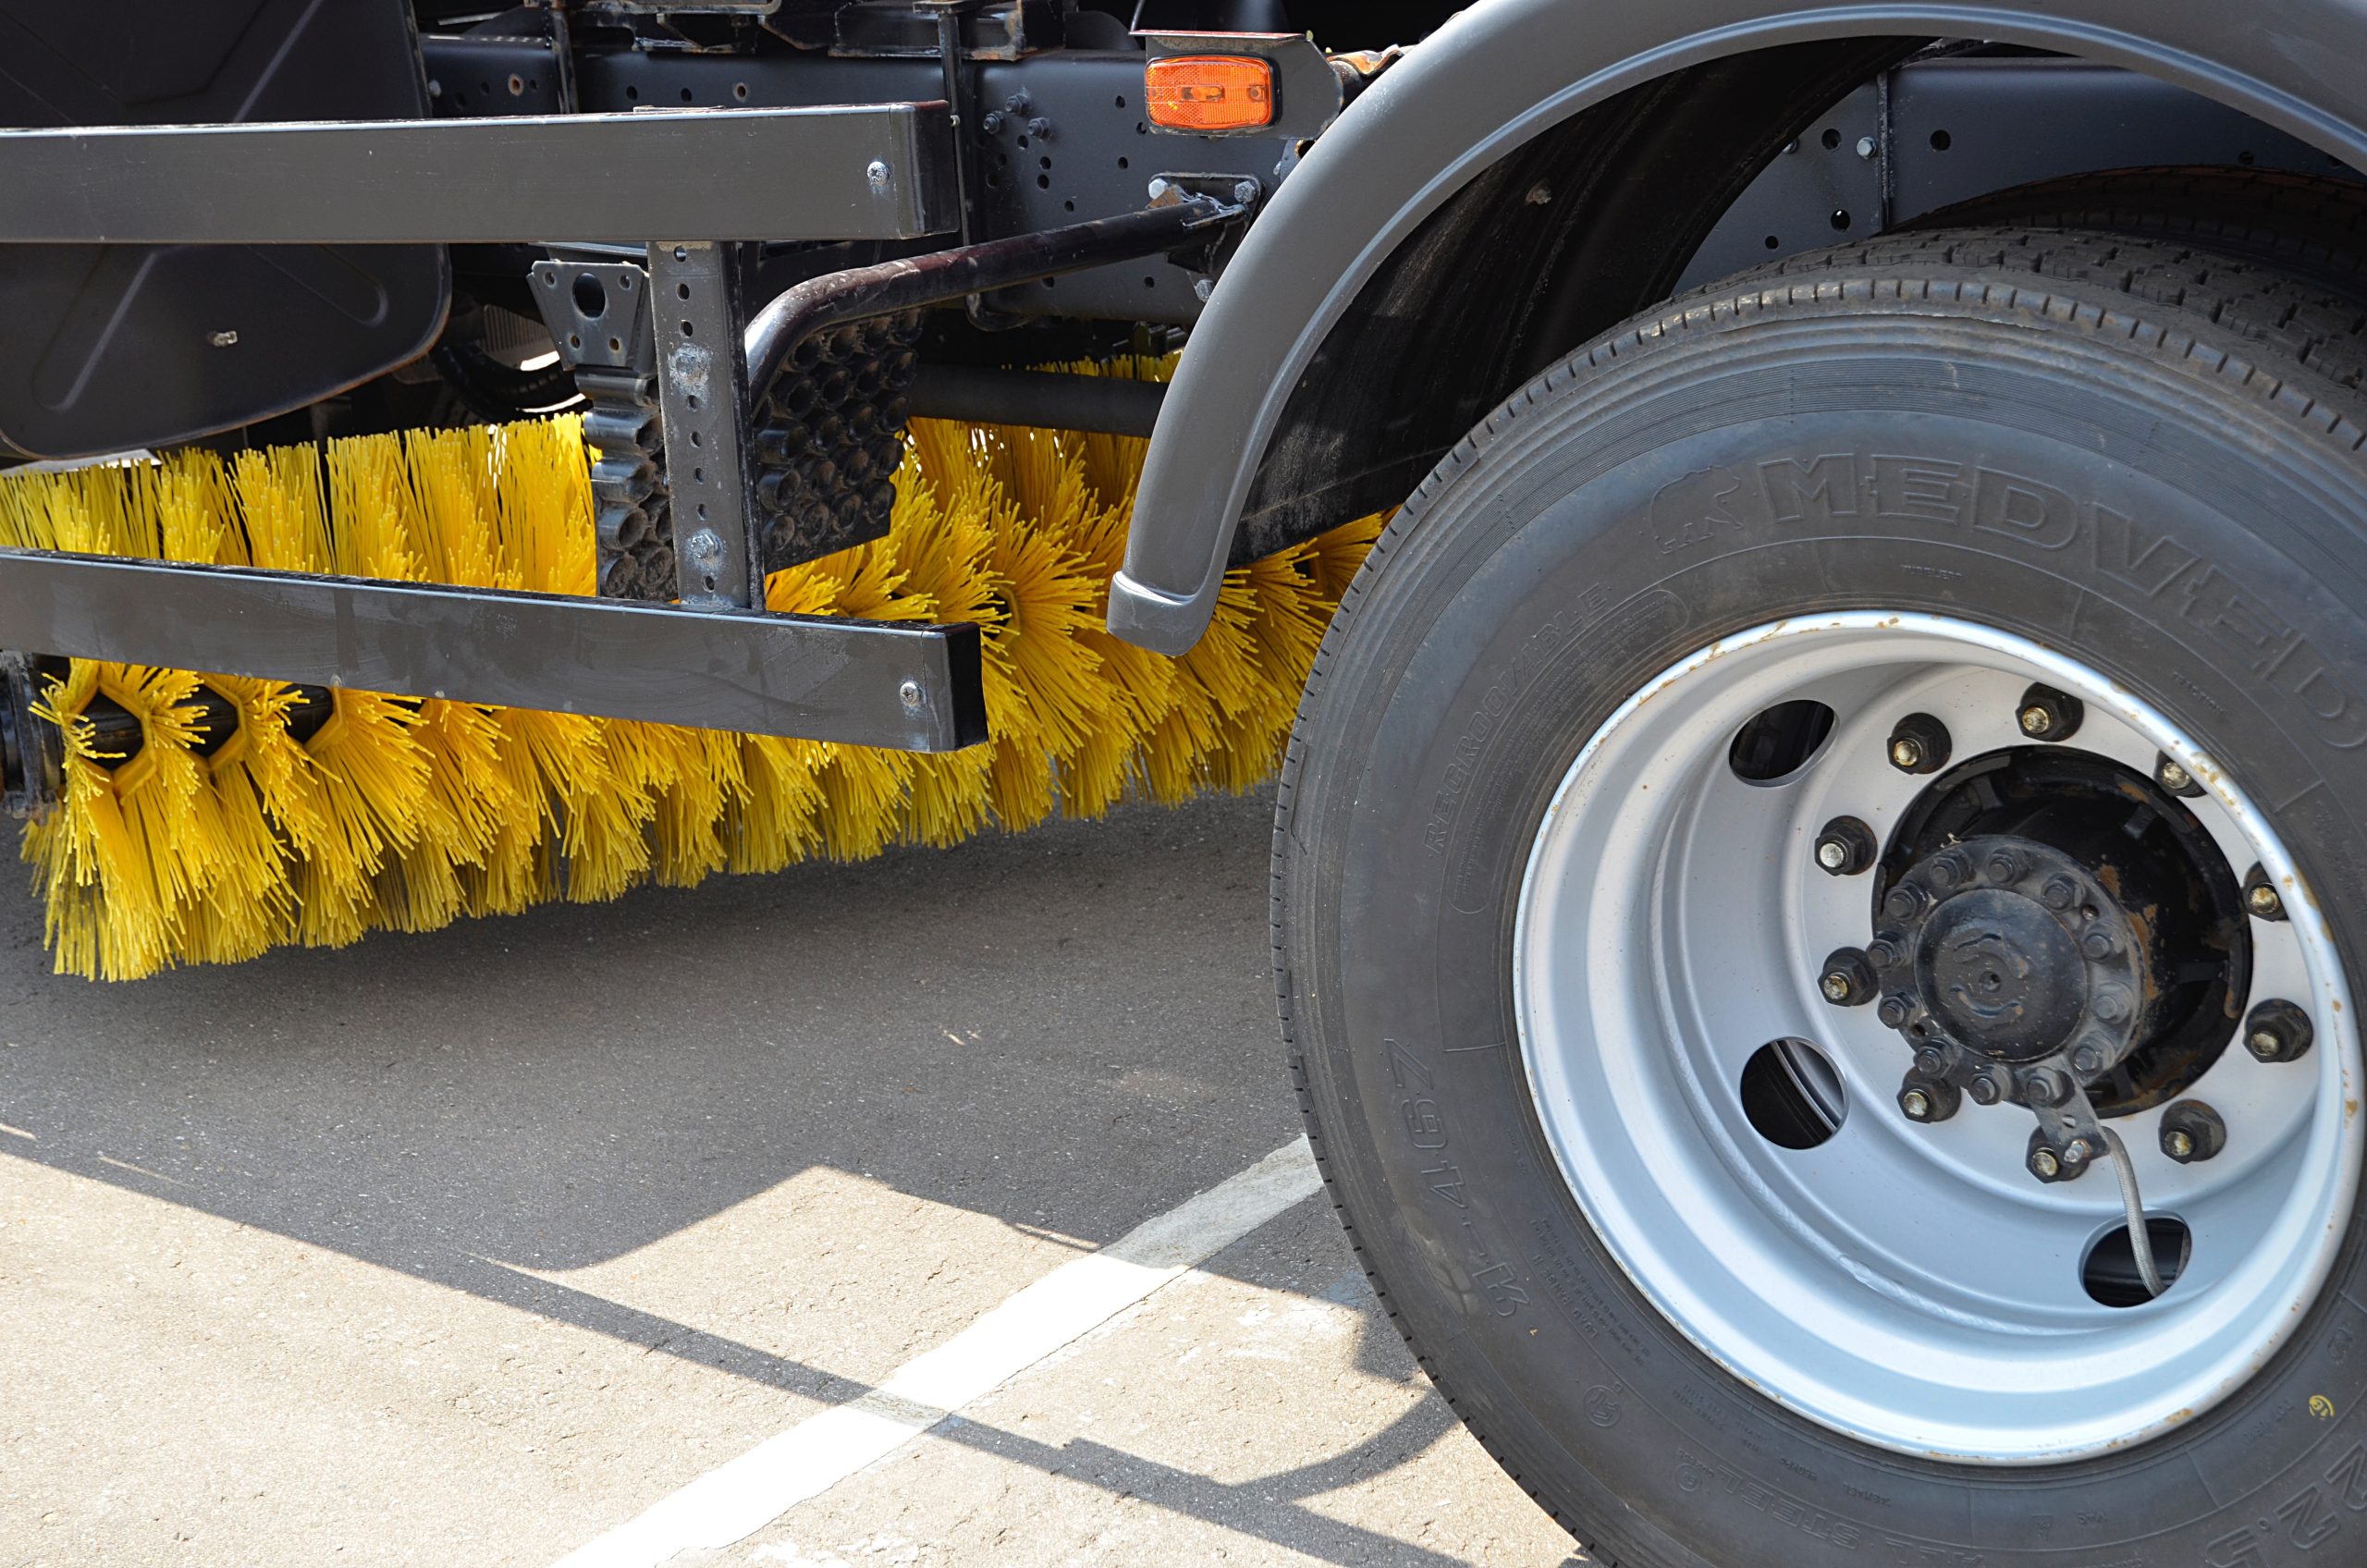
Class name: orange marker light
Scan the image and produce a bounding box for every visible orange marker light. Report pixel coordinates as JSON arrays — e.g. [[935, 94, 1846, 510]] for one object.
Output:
[[1144, 55, 1276, 133]]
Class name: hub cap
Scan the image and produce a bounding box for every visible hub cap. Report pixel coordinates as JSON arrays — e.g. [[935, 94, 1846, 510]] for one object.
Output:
[[1514, 614, 2361, 1464]]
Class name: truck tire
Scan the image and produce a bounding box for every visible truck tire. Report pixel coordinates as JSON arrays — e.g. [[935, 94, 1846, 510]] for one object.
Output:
[[1911, 165, 2367, 300], [1273, 229, 2367, 1567]]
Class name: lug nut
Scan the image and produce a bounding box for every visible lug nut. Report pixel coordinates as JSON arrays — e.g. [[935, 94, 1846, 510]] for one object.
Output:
[[1912, 1044, 1950, 1078], [2244, 868, 2287, 922], [2079, 929, 2116, 960], [1866, 933, 1906, 970], [2070, 1041, 2107, 1076], [2160, 1100, 2226, 1163], [2040, 876, 2079, 911], [1968, 1069, 2007, 1107], [2016, 682, 2084, 742], [1819, 948, 1877, 1006], [1927, 850, 1971, 889], [2156, 753, 2203, 797], [1886, 713, 1952, 776], [1985, 847, 2025, 883], [2093, 987, 2131, 1024], [1876, 992, 1916, 1029], [1898, 1076, 1960, 1124], [1812, 816, 1876, 876], [2244, 998, 2315, 1063], [1883, 883, 1931, 922], [2019, 1067, 2070, 1108]]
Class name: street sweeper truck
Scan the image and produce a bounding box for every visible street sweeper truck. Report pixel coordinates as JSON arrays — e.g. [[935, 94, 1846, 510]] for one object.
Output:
[[12, 1, 2367, 1562]]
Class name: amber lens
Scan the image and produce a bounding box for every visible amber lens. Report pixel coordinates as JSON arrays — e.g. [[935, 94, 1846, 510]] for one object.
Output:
[[1144, 55, 1276, 133]]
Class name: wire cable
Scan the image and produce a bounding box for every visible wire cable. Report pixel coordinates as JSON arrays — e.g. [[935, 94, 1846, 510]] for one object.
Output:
[[2100, 1127, 2166, 1298]]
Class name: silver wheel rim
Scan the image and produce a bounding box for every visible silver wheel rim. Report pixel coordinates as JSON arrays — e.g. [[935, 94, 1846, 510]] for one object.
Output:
[[1513, 613, 2361, 1464]]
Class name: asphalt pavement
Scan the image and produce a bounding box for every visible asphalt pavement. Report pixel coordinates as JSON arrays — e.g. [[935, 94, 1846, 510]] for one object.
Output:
[[0, 788, 1586, 1566]]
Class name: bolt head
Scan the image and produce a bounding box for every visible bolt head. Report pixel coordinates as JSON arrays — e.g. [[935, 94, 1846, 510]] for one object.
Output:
[[1968, 1072, 2005, 1107], [1855, 134, 1878, 158], [2248, 1028, 2281, 1060], [207, 328, 239, 349], [2165, 1128, 2196, 1159], [2248, 883, 2285, 919], [2080, 929, 2116, 960], [898, 679, 924, 711], [1883, 884, 1927, 921], [1889, 737, 1924, 770], [1901, 1088, 1932, 1121], [1913, 1045, 1949, 1078], [2071, 1043, 2105, 1076], [865, 159, 892, 190], [1816, 839, 1848, 871], [2062, 1138, 2092, 1167], [1193, 276, 1214, 303], [1820, 972, 1850, 1002], [2030, 1148, 2062, 1180], [2159, 758, 2193, 791], [1985, 849, 2024, 883], [2018, 704, 2054, 737], [1876, 994, 1913, 1029], [2093, 987, 2130, 1024], [2041, 876, 2079, 911]]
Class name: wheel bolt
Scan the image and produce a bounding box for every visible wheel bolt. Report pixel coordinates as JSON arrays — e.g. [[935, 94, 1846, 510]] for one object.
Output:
[[2244, 998, 2315, 1063], [2093, 987, 2130, 1024], [1819, 948, 1876, 1007], [2246, 876, 2287, 922], [1812, 816, 1876, 876], [1866, 934, 1905, 970], [1927, 850, 1970, 889], [1913, 1044, 1950, 1077], [1897, 1076, 1960, 1124], [2030, 1146, 2062, 1181], [2160, 1100, 2226, 1163], [1876, 992, 1915, 1029], [2040, 876, 2079, 911], [1886, 714, 1951, 776], [2080, 929, 2116, 960], [1883, 883, 1931, 921], [1968, 1070, 2007, 1106], [1985, 847, 2025, 883], [2019, 1067, 2070, 1108], [2016, 682, 2084, 742], [2156, 753, 2202, 797], [2070, 1041, 2107, 1076]]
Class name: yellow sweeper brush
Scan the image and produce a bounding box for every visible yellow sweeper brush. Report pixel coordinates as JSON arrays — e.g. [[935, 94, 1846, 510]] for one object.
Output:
[[0, 369, 1379, 980]]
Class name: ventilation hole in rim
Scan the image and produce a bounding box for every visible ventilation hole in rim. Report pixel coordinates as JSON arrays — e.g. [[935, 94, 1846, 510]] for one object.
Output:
[[1740, 1039, 1846, 1150], [2082, 1217, 2191, 1307], [1728, 699, 1835, 784]]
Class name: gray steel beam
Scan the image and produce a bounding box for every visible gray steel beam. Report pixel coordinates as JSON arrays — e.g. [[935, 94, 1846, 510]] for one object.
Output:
[[0, 105, 958, 245], [0, 550, 987, 752]]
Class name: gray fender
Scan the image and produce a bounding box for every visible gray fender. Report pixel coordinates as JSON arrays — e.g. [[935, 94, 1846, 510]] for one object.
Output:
[[1108, 0, 2367, 655]]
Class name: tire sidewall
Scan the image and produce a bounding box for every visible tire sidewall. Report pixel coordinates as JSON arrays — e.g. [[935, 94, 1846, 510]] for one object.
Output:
[[1283, 302, 2367, 1566]]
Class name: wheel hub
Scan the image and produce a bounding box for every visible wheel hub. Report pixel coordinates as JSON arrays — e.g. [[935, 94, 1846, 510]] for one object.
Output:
[[1876, 835, 2145, 1076]]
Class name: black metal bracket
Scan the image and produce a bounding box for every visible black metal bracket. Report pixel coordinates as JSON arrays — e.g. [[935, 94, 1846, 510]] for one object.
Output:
[[0, 104, 960, 244], [647, 242, 767, 611], [0, 550, 987, 753]]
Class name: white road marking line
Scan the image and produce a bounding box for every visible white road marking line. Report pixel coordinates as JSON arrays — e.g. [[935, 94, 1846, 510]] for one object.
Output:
[[552, 1135, 1324, 1568]]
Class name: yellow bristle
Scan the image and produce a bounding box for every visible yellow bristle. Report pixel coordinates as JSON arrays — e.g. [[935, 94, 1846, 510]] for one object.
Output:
[[1, 352, 1380, 980]]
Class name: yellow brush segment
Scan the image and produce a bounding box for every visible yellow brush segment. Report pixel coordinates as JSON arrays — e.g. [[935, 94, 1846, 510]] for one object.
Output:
[[1, 364, 1378, 979]]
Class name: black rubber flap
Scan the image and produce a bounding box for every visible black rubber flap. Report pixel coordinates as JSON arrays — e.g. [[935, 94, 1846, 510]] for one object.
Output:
[[0, 1, 449, 458]]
